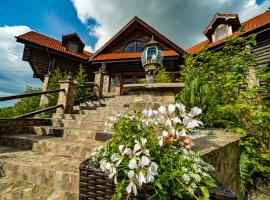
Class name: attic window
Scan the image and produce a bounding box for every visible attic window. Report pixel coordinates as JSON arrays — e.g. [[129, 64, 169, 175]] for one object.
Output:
[[67, 42, 79, 53], [214, 25, 228, 42], [123, 40, 145, 53]]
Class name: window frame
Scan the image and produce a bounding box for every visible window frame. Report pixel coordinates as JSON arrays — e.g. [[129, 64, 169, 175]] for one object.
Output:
[[123, 40, 145, 53]]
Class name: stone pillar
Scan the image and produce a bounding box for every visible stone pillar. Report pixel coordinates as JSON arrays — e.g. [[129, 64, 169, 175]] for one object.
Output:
[[103, 74, 110, 96], [39, 75, 50, 107], [94, 63, 108, 98], [56, 80, 76, 114], [247, 67, 259, 88], [114, 74, 121, 96]]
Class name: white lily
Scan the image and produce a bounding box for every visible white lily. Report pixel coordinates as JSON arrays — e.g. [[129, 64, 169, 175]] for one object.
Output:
[[126, 170, 138, 196]]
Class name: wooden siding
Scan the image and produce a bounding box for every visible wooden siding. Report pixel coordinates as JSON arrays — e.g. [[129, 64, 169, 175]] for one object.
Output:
[[253, 29, 270, 66], [22, 44, 94, 81]]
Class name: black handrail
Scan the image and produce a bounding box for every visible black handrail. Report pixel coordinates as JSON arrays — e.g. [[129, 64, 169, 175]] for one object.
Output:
[[76, 82, 96, 89], [74, 92, 96, 104], [14, 104, 63, 119], [0, 89, 65, 102]]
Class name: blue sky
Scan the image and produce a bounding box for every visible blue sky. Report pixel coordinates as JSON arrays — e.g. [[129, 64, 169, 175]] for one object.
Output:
[[0, 0, 269, 108]]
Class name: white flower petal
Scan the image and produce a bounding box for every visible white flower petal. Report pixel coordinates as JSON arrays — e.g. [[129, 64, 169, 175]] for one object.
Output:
[[168, 104, 176, 115], [133, 143, 141, 153], [119, 145, 125, 153], [158, 105, 167, 115], [179, 129, 187, 137], [140, 156, 150, 167], [162, 130, 168, 137], [141, 138, 147, 146], [128, 170, 135, 179], [128, 159, 138, 169], [189, 107, 202, 118], [124, 148, 132, 156], [149, 162, 158, 176]]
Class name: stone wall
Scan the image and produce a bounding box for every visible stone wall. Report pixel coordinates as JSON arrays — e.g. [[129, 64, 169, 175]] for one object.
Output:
[[194, 133, 243, 199], [123, 83, 184, 110]]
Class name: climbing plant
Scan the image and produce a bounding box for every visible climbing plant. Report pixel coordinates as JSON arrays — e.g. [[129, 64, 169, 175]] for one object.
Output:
[[177, 34, 270, 192]]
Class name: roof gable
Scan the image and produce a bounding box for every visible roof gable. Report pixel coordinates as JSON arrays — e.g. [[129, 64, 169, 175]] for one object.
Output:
[[91, 16, 185, 59]]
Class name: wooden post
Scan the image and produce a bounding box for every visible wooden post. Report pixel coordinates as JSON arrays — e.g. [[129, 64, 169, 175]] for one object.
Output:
[[39, 75, 50, 107], [56, 80, 76, 114]]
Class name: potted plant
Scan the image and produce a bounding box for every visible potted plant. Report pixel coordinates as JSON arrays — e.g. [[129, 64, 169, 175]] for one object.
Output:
[[80, 104, 234, 199]]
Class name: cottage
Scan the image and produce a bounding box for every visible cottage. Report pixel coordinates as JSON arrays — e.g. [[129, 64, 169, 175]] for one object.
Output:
[[16, 10, 270, 95]]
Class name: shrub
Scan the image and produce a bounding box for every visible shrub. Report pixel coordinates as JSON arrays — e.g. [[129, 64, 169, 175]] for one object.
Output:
[[0, 87, 41, 118]]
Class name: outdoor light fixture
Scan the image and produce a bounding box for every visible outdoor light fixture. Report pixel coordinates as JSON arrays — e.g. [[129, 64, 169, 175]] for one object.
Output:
[[141, 36, 164, 83]]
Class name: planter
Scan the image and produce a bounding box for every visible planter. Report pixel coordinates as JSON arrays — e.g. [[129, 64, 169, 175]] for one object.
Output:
[[79, 158, 237, 200]]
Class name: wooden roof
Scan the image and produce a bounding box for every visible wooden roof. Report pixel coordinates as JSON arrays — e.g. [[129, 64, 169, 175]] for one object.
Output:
[[93, 50, 178, 62], [91, 16, 186, 60], [187, 10, 270, 54], [16, 31, 92, 60]]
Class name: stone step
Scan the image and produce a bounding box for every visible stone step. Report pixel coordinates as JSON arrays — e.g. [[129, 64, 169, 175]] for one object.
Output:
[[28, 126, 110, 141], [52, 113, 111, 122], [32, 138, 103, 159], [73, 108, 127, 115], [0, 134, 52, 150], [0, 176, 77, 200], [0, 147, 81, 197], [28, 126, 64, 137], [52, 119, 105, 130]]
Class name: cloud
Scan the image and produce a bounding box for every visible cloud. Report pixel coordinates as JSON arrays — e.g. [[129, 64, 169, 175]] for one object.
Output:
[[71, 0, 270, 50], [0, 25, 42, 107]]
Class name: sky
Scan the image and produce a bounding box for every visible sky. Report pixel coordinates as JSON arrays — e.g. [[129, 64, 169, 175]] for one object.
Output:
[[0, 0, 270, 108]]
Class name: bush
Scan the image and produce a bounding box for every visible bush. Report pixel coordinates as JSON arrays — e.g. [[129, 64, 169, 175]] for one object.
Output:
[[0, 87, 41, 118]]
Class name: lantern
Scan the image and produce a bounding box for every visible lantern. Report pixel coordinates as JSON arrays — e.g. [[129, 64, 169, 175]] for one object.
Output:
[[141, 36, 164, 83]]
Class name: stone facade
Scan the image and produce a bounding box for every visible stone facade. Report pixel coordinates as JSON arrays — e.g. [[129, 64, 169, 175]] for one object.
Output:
[[123, 83, 185, 110]]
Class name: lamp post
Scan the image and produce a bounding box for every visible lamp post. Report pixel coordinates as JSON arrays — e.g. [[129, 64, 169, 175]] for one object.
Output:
[[141, 36, 164, 83]]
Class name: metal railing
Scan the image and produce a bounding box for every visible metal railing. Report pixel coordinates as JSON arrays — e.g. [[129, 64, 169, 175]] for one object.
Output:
[[0, 89, 65, 118], [0, 81, 100, 119]]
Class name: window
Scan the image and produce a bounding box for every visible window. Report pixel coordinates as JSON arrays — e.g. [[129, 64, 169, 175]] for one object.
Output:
[[123, 40, 145, 53], [215, 25, 228, 41], [67, 42, 79, 53]]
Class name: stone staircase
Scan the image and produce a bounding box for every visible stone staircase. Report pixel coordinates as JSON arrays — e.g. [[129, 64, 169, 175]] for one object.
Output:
[[0, 95, 132, 200]]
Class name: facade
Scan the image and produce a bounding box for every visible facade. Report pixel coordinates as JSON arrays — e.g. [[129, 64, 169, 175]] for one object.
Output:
[[187, 10, 270, 69], [16, 10, 270, 95]]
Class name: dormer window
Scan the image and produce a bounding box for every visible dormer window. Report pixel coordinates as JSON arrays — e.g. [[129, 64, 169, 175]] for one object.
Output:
[[67, 42, 79, 53], [62, 33, 85, 53], [204, 13, 241, 43]]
